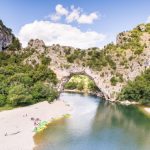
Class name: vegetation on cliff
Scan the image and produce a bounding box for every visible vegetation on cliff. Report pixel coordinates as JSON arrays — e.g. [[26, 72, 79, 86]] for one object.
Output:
[[119, 68, 150, 105], [65, 24, 150, 71]]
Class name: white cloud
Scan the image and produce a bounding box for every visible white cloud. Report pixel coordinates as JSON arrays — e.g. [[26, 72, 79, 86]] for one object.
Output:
[[66, 6, 81, 23], [18, 20, 106, 49], [77, 12, 98, 24], [49, 4, 99, 24], [55, 4, 68, 16], [50, 14, 61, 21], [49, 4, 68, 21], [146, 16, 150, 23]]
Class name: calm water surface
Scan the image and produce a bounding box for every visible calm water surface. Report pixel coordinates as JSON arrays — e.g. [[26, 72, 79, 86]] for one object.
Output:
[[34, 93, 150, 150]]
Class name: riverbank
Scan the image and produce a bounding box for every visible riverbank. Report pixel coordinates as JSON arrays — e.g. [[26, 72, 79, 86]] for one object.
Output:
[[144, 107, 150, 113], [138, 106, 150, 117], [117, 100, 150, 117], [0, 100, 71, 150], [64, 89, 86, 94], [118, 100, 139, 105], [64, 89, 105, 99], [64, 90, 150, 114]]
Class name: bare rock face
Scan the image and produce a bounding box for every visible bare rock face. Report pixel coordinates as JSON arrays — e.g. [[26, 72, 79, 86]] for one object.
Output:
[[27, 39, 46, 54], [28, 39, 45, 49], [137, 24, 146, 32], [116, 31, 131, 46], [0, 20, 14, 51]]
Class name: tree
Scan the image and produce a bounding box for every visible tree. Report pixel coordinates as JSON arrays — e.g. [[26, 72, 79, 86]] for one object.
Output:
[[31, 82, 58, 102], [77, 81, 84, 91], [110, 77, 118, 86], [31, 65, 58, 84], [0, 94, 6, 106], [88, 81, 99, 92], [7, 84, 33, 106], [41, 56, 51, 65], [7, 73, 33, 86], [8, 38, 21, 51], [64, 81, 77, 90]]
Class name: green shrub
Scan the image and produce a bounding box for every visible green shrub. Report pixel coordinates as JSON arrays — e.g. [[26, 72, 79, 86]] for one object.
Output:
[[88, 81, 99, 92], [31, 65, 58, 84], [64, 82, 77, 90], [41, 56, 51, 65], [9, 38, 21, 51], [31, 82, 58, 103], [77, 81, 84, 91], [110, 77, 118, 86], [7, 73, 33, 86], [0, 94, 6, 106], [47, 88, 59, 102]]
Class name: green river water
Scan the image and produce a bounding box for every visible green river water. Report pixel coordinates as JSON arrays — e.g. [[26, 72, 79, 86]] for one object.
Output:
[[34, 92, 150, 150]]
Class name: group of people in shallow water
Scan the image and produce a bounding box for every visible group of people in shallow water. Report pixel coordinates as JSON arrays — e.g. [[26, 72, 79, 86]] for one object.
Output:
[[31, 117, 48, 133]]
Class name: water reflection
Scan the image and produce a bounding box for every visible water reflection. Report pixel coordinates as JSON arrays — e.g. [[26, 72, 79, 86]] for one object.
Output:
[[91, 101, 150, 150], [34, 93, 150, 150]]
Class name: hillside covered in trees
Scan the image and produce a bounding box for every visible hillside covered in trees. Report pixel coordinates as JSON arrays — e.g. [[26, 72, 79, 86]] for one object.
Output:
[[0, 50, 58, 107]]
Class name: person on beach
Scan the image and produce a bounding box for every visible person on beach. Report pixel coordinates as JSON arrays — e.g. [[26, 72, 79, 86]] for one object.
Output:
[[31, 117, 41, 126], [5, 132, 7, 136]]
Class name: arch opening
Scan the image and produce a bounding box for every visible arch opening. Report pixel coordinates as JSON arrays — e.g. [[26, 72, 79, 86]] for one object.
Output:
[[64, 74, 99, 93], [58, 72, 106, 99]]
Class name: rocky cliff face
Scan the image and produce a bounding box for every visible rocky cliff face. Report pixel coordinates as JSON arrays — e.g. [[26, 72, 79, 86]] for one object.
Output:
[[28, 39, 45, 49], [0, 20, 14, 51], [116, 24, 147, 46], [116, 31, 131, 46]]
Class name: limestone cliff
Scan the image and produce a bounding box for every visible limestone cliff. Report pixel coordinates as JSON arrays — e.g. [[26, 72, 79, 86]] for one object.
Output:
[[0, 20, 14, 50]]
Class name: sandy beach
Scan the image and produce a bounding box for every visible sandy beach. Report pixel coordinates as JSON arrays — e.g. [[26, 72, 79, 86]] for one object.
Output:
[[144, 107, 150, 115], [119, 100, 139, 105], [0, 100, 71, 150]]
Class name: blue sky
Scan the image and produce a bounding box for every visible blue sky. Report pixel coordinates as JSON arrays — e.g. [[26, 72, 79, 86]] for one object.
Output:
[[0, 0, 150, 48]]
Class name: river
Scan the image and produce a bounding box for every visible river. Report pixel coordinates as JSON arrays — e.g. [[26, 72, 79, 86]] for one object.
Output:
[[34, 92, 150, 150]]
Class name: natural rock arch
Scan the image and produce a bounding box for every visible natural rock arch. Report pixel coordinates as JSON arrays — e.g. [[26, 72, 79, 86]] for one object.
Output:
[[26, 40, 116, 101], [57, 72, 106, 99], [55, 66, 110, 100]]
